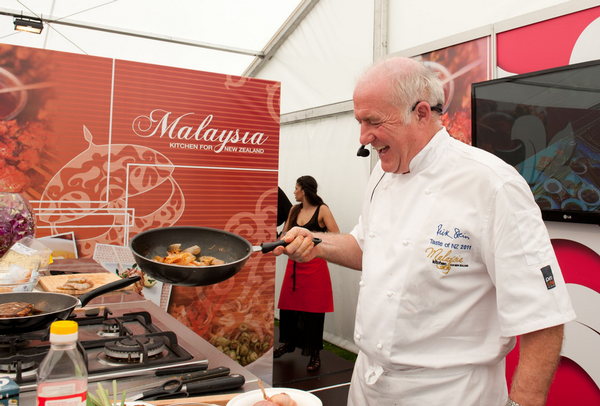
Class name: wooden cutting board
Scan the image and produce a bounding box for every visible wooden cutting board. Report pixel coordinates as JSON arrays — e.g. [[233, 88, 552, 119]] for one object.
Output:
[[38, 273, 135, 295]]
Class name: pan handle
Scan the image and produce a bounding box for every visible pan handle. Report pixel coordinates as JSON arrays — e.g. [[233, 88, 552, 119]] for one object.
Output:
[[260, 237, 322, 254], [78, 276, 142, 308]]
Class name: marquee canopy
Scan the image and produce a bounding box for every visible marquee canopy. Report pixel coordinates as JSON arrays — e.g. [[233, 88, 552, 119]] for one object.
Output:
[[0, 0, 308, 76]]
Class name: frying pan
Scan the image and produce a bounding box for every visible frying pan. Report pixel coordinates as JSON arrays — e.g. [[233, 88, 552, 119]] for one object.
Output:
[[129, 226, 320, 287], [0, 276, 140, 334]]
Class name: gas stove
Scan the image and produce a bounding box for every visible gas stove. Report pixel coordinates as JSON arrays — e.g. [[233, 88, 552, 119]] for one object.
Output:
[[0, 301, 209, 393]]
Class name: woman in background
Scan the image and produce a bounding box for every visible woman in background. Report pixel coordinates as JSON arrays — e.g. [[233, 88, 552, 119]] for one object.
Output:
[[275, 175, 339, 371]]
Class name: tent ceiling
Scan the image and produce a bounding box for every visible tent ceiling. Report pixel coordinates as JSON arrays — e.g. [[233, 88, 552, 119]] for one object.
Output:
[[0, 0, 305, 76]]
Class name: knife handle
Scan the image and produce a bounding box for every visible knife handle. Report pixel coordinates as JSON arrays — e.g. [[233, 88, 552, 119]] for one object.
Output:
[[185, 374, 246, 395], [182, 366, 231, 383]]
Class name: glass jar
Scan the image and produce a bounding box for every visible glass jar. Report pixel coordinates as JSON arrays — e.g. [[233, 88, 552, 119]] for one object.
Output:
[[0, 192, 37, 256]]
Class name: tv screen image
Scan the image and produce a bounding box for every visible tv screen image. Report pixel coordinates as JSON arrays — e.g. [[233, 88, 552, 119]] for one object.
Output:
[[471, 59, 600, 224]]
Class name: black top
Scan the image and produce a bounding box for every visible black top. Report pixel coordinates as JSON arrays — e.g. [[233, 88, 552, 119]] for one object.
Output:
[[293, 205, 327, 233]]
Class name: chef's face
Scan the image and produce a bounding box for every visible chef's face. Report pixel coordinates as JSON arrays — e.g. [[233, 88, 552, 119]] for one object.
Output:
[[353, 83, 417, 174], [293, 183, 304, 202]]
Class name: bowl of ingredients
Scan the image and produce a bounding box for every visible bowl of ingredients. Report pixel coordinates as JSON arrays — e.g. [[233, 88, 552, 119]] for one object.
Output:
[[578, 185, 600, 208], [543, 178, 563, 195]]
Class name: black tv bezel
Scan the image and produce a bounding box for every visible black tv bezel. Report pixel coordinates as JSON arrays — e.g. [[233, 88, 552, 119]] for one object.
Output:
[[471, 59, 600, 225]]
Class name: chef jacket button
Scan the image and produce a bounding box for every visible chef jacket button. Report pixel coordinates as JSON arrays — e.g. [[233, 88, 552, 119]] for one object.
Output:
[[425, 189, 431, 195], [383, 183, 389, 190], [402, 240, 409, 246], [359, 281, 365, 287], [356, 334, 361, 340], [377, 343, 383, 350], [369, 232, 376, 238], [386, 291, 394, 297]]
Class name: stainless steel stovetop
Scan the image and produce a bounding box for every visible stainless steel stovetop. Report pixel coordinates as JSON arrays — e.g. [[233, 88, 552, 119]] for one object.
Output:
[[1, 299, 211, 401]]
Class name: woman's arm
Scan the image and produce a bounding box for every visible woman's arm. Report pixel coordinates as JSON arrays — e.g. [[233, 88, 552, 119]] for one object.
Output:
[[319, 205, 340, 233]]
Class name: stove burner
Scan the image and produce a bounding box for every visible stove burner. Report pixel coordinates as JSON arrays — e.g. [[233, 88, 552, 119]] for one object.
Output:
[[103, 337, 165, 362], [0, 360, 36, 373], [0, 340, 31, 349], [98, 320, 121, 337]]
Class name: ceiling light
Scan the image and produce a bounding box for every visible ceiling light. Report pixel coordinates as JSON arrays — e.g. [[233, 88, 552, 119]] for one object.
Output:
[[14, 16, 44, 34]]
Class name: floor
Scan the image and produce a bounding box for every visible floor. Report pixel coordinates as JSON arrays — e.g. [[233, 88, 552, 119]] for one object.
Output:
[[272, 326, 355, 406]]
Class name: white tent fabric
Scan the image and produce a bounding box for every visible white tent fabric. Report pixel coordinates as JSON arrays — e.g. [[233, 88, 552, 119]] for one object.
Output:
[[0, 0, 302, 75], [2, 0, 598, 354]]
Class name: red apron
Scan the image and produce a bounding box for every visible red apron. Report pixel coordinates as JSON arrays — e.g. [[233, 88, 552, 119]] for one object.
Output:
[[278, 258, 334, 313]]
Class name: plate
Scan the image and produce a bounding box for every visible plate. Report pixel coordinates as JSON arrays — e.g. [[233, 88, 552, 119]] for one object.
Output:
[[227, 388, 322, 406]]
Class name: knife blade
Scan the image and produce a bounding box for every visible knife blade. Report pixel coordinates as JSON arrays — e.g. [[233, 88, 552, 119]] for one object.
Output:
[[130, 374, 246, 401]]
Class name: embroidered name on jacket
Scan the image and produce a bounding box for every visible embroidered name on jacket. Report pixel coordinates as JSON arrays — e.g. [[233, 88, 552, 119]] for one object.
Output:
[[541, 265, 556, 290], [427, 223, 472, 274]]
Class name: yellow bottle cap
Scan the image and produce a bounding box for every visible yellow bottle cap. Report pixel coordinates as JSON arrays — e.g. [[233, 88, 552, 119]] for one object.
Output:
[[50, 320, 78, 335]]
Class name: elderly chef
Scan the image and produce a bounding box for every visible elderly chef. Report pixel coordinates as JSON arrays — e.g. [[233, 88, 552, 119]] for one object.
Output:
[[273, 56, 575, 406]]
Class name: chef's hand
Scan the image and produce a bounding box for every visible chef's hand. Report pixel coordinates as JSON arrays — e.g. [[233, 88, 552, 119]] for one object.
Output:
[[273, 226, 320, 263]]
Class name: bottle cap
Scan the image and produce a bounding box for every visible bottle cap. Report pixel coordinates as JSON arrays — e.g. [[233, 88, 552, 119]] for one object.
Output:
[[50, 320, 78, 335]]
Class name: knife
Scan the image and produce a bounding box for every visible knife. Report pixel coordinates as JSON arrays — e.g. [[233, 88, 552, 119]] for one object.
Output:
[[124, 367, 231, 395], [128, 374, 246, 401]]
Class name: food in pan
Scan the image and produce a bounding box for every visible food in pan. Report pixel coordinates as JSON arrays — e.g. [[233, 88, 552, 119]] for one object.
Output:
[[0, 301, 34, 318], [154, 243, 225, 266], [57, 276, 94, 291]]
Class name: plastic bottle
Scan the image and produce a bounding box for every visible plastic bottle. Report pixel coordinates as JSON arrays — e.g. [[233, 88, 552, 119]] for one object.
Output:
[[36, 320, 88, 406]]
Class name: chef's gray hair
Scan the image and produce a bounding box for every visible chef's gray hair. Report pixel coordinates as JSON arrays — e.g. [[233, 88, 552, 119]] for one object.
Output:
[[375, 57, 445, 124]]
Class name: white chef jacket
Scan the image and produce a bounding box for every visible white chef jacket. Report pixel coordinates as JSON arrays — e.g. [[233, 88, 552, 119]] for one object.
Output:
[[349, 128, 575, 400]]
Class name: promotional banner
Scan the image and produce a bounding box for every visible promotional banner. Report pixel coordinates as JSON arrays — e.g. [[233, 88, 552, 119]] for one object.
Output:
[[0, 44, 280, 369], [413, 36, 490, 145]]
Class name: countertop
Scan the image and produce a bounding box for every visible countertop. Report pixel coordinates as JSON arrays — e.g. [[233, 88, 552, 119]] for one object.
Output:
[[20, 258, 264, 405]]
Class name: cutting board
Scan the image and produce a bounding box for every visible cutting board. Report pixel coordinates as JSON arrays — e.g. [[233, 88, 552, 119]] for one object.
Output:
[[38, 273, 135, 295]]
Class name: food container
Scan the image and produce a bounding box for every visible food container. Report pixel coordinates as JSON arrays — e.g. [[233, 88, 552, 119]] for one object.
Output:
[[0, 256, 40, 292], [543, 178, 563, 195], [0, 274, 39, 293], [0, 376, 19, 405], [578, 185, 600, 208]]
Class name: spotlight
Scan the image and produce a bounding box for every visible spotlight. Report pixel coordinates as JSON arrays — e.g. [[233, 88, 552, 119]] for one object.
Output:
[[14, 16, 44, 34]]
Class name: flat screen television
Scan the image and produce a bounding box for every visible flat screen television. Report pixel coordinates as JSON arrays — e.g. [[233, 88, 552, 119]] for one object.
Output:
[[471, 59, 600, 224]]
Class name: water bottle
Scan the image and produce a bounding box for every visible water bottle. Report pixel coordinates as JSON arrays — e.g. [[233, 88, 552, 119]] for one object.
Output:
[[36, 320, 88, 406]]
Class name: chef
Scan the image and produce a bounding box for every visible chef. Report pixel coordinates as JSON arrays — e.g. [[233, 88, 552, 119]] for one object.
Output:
[[274, 56, 576, 406]]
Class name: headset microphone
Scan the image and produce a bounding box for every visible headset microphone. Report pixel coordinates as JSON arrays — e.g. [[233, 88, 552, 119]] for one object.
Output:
[[357, 145, 370, 157]]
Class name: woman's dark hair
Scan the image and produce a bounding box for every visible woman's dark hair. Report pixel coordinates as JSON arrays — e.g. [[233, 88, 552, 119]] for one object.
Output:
[[288, 175, 325, 227]]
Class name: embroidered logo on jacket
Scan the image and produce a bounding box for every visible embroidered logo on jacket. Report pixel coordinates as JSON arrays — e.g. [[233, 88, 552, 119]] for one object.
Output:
[[541, 265, 556, 290], [426, 223, 471, 275]]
